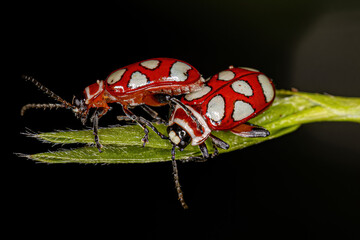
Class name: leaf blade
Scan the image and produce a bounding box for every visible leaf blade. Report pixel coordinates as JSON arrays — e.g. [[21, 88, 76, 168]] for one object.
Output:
[[24, 90, 360, 163], [28, 145, 201, 164]]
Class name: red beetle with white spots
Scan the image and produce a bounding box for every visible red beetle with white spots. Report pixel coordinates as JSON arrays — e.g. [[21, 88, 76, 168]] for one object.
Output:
[[21, 58, 205, 151], [167, 66, 276, 159]]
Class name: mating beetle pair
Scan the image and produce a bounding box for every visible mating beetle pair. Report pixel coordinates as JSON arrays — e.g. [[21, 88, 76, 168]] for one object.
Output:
[[22, 58, 275, 209]]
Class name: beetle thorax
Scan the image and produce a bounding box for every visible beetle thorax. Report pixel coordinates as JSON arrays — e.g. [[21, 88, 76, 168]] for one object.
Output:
[[169, 104, 211, 146], [84, 80, 105, 104]]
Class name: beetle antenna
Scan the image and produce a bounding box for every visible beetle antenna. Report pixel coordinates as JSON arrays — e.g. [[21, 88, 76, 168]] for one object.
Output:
[[171, 145, 189, 209], [22, 75, 74, 109], [20, 103, 66, 116]]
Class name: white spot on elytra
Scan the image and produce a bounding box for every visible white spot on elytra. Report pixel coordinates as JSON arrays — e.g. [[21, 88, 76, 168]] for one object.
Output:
[[128, 71, 148, 89], [184, 86, 212, 101], [170, 61, 192, 82], [206, 95, 225, 122], [218, 70, 235, 81], [140, 60, 160, 69], [231, 80, 253, 97], [232, 101, 254, 121], [258, 74, 274, 102], [107, 68, 126, 85]]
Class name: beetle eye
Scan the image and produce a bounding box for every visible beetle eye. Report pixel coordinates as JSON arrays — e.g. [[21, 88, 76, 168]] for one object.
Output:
[[180, 130, 187, 138]]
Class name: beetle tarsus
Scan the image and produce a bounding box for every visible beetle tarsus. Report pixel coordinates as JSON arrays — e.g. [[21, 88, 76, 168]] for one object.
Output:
[[141, 127, 149, 147]]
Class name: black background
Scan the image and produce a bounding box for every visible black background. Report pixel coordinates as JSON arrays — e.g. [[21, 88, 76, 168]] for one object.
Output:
[[6, 1, 360, 239]]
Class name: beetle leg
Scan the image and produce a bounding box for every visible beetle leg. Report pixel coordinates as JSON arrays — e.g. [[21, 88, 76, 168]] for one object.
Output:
[[209, 134, 230, 150], [171, 145, 189, 209], [91, 111, 103, 152], [116, 115, 132, 121], [181, 142, 210, 163], [117, 106, 166, 124], [212, 143, 219, 158], [138, 116, 168, 140], [198, 142, 210, 159], [122, 107, 149, 146], [209, 134, 229, 158], [181, 135, 229, 162], [140, 105, 167, 125], [231, 123, 270, 138], [122, 107, 167, 146]]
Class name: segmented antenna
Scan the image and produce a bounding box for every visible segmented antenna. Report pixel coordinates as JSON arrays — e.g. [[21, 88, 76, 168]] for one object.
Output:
[[21, 75, 73, 109], [20, 103, 65, 116], [171, 145, 189, 209]]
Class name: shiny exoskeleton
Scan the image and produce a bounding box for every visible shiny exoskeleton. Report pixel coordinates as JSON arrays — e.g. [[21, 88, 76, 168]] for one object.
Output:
[[168, 66, 275, 159], [22, 58, 205, 151]]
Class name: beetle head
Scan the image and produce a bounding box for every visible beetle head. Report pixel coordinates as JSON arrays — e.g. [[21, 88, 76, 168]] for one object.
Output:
[[167, 124, 192, 151], [71, 96, 88, 124], [72, 80, 108, 124], [21, 76, 109, 125]]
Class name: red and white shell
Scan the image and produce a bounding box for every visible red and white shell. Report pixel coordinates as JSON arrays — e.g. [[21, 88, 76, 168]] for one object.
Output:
[[181, 67, 275, 131], [103, 58, 205, 107]]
